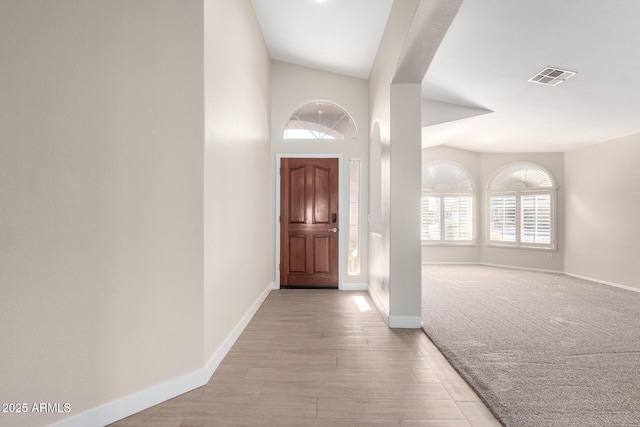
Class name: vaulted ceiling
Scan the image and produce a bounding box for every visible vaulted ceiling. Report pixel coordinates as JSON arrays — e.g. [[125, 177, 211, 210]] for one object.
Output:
[[252, 0, 640, 153], [251, 0, 392, 79]]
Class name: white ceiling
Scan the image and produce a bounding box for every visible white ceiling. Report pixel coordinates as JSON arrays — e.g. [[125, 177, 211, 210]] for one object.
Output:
[[251, 0, 392, 79], [252, 0, 640, 153]]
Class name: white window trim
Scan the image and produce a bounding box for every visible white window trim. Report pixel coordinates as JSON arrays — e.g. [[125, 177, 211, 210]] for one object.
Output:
[[487, 188, 557, 251], [348, 159, 361, 276], [422, 191, 477, 247]]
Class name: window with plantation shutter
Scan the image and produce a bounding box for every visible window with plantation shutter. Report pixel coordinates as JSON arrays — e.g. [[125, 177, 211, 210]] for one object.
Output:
[[422, 161, 475, 245], [488, 162, 556, 249], [521, 193, 551, 245], [489, 194, 516, 242]]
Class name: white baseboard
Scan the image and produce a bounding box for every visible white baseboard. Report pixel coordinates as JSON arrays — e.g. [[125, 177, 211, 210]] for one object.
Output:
[[341, 282, 368, 291], [388, 315, 423, 328], [422, 262, 639, 294], [203, 283, 272, 378], [481, 262, 563, 274], [422, 261, 481, 265], [54, 369, 207, 427], [422, 261, 561, 274], [564, 272, 640, 294], [367, 288, 422, 329], [54, 282, 273, 427]]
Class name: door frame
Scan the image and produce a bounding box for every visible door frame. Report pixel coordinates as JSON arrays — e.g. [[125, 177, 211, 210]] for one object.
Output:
[[275, 153, 344, 289]]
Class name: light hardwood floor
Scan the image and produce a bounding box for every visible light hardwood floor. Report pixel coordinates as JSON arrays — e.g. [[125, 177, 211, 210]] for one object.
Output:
[[110, 290, 501, 427]]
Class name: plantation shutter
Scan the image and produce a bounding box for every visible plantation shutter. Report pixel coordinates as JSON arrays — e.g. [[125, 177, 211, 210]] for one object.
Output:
[[521, 194, 551, 245], [421, 195, 441, 241], [490, 195, 517, 242], [443, 196, 473, 241]]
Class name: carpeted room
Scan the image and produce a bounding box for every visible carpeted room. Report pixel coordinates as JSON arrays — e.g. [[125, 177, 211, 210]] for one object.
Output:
[[422, 265, 640, 427], [420, 117, 640, 426]]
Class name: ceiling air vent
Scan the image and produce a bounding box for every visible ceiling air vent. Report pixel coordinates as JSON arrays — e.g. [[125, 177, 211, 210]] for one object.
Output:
[[528, 67, 576, 86]]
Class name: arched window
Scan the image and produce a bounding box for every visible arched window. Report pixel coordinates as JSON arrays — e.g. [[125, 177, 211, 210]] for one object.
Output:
[[488, 162, 556, 249], [422, 161, 475, 244], [283, 101, 358, 140]]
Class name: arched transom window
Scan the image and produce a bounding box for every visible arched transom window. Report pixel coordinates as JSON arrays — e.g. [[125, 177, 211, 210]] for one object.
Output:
[[422, 161, 475, 244], [283, 101, 357, 140], [488, 162, 557, 249]]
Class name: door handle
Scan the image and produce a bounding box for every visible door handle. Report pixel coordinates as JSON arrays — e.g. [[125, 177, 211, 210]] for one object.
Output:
[[328, 228, 338, 233]]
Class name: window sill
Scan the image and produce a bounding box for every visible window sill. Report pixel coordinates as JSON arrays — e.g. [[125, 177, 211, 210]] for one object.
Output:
[[422, 242, 476, 248], [486, 243, 556, 252]]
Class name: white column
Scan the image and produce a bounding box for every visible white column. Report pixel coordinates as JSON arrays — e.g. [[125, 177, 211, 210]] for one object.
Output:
[[388, 83, 423, 327]]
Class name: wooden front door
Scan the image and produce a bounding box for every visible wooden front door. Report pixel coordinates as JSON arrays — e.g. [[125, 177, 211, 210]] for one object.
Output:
[[280, 158, 339, 288]]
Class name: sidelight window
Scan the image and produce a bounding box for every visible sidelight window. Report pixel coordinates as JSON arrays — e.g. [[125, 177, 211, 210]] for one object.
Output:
[[348, 160, 361, 275]]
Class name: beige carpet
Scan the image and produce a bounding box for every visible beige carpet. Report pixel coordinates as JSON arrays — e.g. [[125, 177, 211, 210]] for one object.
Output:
[[422, 265, 640, 427]]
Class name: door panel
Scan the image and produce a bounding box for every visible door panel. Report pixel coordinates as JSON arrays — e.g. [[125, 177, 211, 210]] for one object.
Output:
[[313, 166, 330, 224], [281, 158, 339, 288], [289, 167, 306, 224], [313, 236, 330, 273], [289, 235, 307, 272]]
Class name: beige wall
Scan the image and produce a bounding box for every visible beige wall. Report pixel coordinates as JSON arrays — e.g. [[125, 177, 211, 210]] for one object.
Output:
[[203, 0, 272, 362], [270, 61, 370, 286], [0, 1, 273, 425], [565, 134, 640, 290], [0, 1, 204, 425]]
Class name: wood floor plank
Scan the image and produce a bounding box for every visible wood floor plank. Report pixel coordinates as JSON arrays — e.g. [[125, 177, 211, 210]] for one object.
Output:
[[337, 353, 431, 370], [268, 335, 371, 350], [195, 395, 318, 419], [317, 397, 466, 421], [111, 421, 182, 427], [400, 421, 471, 427], [245, 367, 420, 384], [205, 365, 247, 383], [197, 383, 263, 398], [262, 382, 450, 400], [181, 417, 402, 427], [412, 369, 441, 384], [456, 402, 502, 427], [424, 357, 481, 402]]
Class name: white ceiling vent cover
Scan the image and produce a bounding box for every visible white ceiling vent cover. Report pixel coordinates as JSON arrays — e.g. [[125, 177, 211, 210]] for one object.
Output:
[[528, 67, 577, 86]]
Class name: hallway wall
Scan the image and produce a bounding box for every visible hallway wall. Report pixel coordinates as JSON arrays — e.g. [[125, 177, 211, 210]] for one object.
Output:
[[203, 0, 273, 366], [0, 1, 205, 425]]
